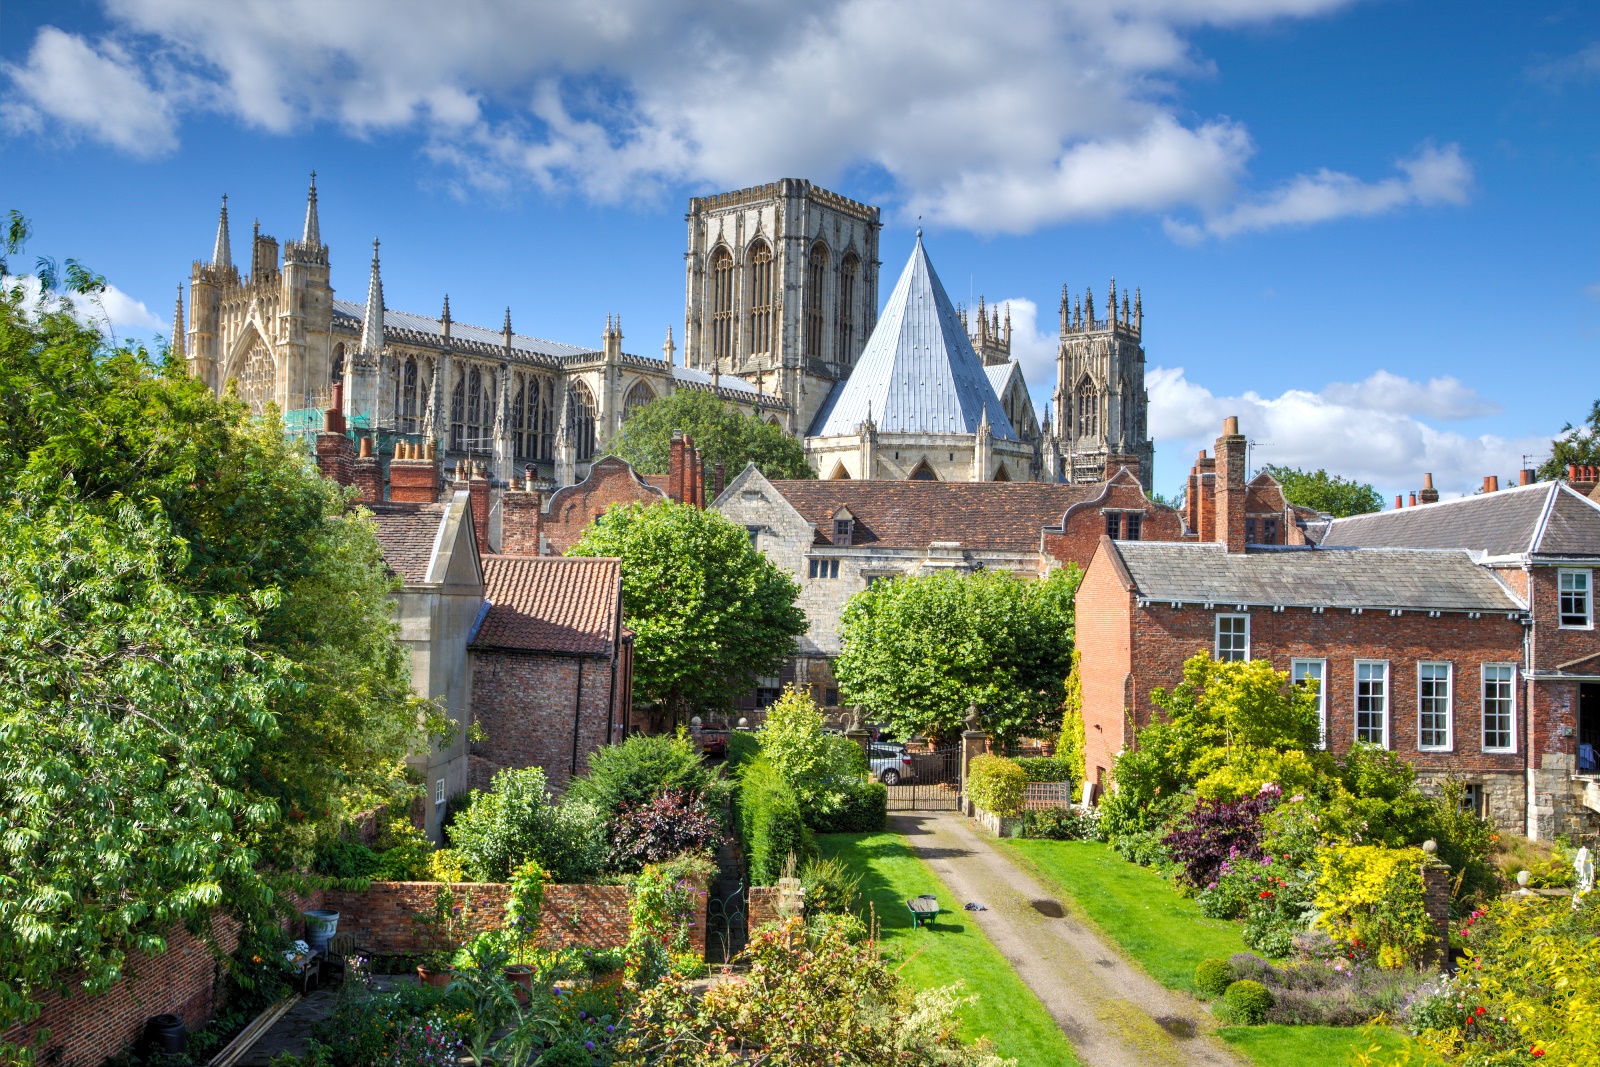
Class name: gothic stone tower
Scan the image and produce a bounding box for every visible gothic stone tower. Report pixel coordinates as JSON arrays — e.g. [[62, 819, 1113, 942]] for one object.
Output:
[[683, 179, 881, 434], [1050, 279, 1153, 491]]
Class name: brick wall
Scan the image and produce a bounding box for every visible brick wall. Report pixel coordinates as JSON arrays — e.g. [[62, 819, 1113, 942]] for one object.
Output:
[[390, 457, 441, 504], [469, 649, 619, 793], [1421, 863, 1451, 970], [501, 489, 542, 555], [321, 881, 706, 957], [1075, 541, 1134, 791], [1041, 470, 1187, 570], [508, 457, 667, 556], [748, 887, 781, 930]]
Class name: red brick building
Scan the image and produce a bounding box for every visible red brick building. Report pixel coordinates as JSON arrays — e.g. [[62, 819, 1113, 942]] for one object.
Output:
[[1077, 417, 1600, 840]]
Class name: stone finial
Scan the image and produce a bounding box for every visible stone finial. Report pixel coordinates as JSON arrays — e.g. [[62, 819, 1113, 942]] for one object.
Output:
[[212, 194, 232, 269], [1422, 839, 1438, 856]]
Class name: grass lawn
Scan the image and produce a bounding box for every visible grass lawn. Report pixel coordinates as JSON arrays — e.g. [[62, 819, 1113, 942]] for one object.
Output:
[[1217, 1024, 1415, 1067], [999, 839, 1248, 992], [817, 832, 1080, 1067]]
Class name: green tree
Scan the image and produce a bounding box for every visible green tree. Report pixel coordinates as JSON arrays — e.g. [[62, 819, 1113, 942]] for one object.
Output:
[[567, 501, 806, 719], [833, 566, 1081, 745], [1537, 399, 1600, 481], [609, 388, 814, 481], [1057, 649, 1087, 787], [759, 685, 868, 815], [1259, 465, 1383, 517]]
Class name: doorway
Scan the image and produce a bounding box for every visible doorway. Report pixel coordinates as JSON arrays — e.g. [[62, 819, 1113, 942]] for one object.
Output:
[[1579, 683, 1599, 773]]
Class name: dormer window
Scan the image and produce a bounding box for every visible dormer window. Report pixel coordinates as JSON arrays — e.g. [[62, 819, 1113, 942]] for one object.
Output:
[[832, 508, 855, 546]]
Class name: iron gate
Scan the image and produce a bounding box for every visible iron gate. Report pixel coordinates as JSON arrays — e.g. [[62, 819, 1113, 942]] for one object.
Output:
[[884, 746, 961, 811]]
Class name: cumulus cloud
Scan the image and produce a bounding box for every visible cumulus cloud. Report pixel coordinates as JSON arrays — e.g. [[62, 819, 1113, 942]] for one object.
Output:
[[0, 0, 1471, 238], [4, 273, 166, 338], [1147, 365, 1549, 498], [1163, 143, 1473, 242]]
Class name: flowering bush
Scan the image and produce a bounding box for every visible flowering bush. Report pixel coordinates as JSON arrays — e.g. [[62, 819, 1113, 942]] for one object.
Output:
[[1022, 806, 1105, 842], [1227, 953, 1430, 1028], [1163, 786, 1279, 890], [607, 790, 722, 873], [626, 858, 713, 987], [1313, 845, 1430, 968], [966, 754, 1027, 818]]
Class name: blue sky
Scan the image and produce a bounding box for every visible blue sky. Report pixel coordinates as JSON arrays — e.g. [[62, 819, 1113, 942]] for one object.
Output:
[[3, 0, 1597, 499]]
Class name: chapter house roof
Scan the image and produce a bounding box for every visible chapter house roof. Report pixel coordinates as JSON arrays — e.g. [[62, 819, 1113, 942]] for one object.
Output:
[[1322, 482, 1600, 559], [808, 235, 1017, 440], [472, 556, 622, 656], [768, 480, 1096, 552], [1109, 541, 1525, 614]]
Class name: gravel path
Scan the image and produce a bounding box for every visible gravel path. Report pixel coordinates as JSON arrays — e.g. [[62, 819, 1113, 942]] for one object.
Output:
[[892, 813, 1248, 1067]]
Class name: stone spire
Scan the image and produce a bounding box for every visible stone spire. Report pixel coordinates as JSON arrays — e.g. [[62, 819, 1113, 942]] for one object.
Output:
[[302, 171, 320, 248], [502, 307, 513, 354], [663, 325, 676, 366], [441, 294, 452, 341], [212, 195, 232, 268], [172, 286, 185, 360], [360, 239, 384, 356]]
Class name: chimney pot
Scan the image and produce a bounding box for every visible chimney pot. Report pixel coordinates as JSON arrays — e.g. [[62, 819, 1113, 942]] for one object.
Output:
[[1423, 472, 1435, 489], [1519, 469, 1534, 486], [1222, 416, 1239, 437], [359, 436, 372, 458], [1409, 492, 1417, 507], [1396, 494, 1404, 510]]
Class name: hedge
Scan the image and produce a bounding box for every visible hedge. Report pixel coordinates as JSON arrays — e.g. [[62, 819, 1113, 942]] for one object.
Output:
[[1014, 756, 1072, 783], [735, 755, 816, 885], [727, 730, 762, 772], [967, 754, 1028, 818], [809, 780, 889, 834]]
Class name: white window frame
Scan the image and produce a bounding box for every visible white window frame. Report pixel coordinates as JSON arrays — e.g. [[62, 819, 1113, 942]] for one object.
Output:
[[1291, 658, 1327, 748], [1355, 659, 1390, 748], [435, 777, 446, 805], [1215, 614, 1250, 662], [1558, 568, 1593, 629], [1417, 661, 1453, 752], [1481, 663, 1518, 753]]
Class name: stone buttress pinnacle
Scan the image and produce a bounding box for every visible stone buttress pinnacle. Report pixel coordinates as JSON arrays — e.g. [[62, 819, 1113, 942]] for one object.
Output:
[[360, 239, 384, 356], [302, 172, 321, 248], [212, 195, 232, 269], [172, 286, 185, 359]]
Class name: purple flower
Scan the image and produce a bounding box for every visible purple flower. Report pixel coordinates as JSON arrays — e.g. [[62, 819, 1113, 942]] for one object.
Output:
[[586, 1041, 596, 1051], [606, 1025, 615, 1033]]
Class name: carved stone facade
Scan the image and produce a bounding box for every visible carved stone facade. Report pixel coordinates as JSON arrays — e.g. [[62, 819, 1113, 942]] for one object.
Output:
[[1047, 281, 1153, 491]]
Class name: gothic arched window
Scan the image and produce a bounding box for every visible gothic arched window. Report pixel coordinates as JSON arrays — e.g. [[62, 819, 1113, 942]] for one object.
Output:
[[748, 240, 773, 358], [537, 377, 553, 460], [710, 247, 734, 365], [805, 241, 829, 359], [1077, 378, 1099, 439], [511, 375, 530, 459], [450, 373, 466, 452], [568, 381, 597, 461], [466, 366, 489, 451], [238, 341, 275, 415], [395, 356, 419, 433], [623, 380, 656, 419], [908, 460, 937, 481], [330, 342, 345, 384], [837, 252, 859, 364]]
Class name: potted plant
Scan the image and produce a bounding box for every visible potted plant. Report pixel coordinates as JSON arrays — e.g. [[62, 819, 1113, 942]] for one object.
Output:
[[412, 883, 474, 986], [500, 861, 548, 1000]]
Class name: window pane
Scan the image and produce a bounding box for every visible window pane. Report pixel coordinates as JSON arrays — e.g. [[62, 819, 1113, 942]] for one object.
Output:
[[1105, 512, 1120, 539], [1483, 665, 1515, 750], [1418, 663, 1451, 749], [1356, 662, 1388, 746], [1124, 513, 1142, 541], [1216, 616, 1248, 662], [1560, 570, 1591, 627], [1292, 660, 1325, 747]]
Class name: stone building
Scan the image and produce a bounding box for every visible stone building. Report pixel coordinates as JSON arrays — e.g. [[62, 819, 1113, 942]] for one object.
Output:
[[1075, 417, 1600, 841], [1046, 280, 1154, 490]]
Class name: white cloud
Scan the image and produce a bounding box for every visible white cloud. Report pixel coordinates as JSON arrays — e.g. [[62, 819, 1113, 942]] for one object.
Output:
[[4, 273, 166, 338], [1147, 365, 1550, 498], [1, 26, 179, 155], [1163, 143, 1473, 242], [0, 0, 1478, 239]]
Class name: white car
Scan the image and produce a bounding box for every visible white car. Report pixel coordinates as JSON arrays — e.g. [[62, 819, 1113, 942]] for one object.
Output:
[[869, 744, 916, 785]]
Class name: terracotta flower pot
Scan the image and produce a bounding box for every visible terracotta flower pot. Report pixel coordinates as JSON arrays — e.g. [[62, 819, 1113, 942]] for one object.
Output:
[[416, 964, 452, 988], [505, 966, 533, 1004]]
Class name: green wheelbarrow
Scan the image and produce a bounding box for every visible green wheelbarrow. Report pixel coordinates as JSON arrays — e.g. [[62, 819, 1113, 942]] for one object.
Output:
[[907, 894, 940, 928]]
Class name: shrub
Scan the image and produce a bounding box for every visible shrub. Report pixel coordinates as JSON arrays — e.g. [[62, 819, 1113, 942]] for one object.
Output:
[[1057, 648, 1087, 786], [1314, 845, 1430, 967], [1229, 953, 1430, 1028], [726, 730, 762, 772], [314, 839, 382, 880], [967, 754, 1027, 817], [810, 780, 888, 834], [1014, 756, 1072, 783], [800, 855, 862, 915], [1111, 830, 1175, 870], [761, 685, 871, 819], [447, 767, 606, 882], [1223, 979, 1273, 1025], [427, 847, 468, 883], [1162, 787, 1278, 890], [736, 756, 815, 885], [569, 732, 725, 816], [607, 789, 723, 873], [1194, 958, 1234, 998], [1022, 806, 1104, 841]]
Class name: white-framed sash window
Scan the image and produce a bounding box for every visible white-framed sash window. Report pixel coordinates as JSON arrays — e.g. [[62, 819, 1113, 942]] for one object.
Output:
[[1215, 614, 1250, 662], [1417, 662, 1453, 751], [1291, 659, 1327, 748], [1355, 660, 1389, 747], [1482, 664, 1517, 752]]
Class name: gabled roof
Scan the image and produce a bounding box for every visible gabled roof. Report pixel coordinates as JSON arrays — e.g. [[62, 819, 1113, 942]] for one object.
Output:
[[767, 480, 1096, 552], [472, 556, 622, 656], [1322, 482, 1600, 558], [1108, 541, 1525, 614], [808, 235, 1017, 440], [984, 361, 1019, 400], [368, 501, 449, 583]]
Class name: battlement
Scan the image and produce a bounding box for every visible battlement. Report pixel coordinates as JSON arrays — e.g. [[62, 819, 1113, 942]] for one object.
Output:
[[1059, 279, 1142, 340], [689, 178, 879, 224]]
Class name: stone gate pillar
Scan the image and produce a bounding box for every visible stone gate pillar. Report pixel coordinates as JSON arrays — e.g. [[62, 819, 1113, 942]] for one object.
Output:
[[959, 705, 988, 817]]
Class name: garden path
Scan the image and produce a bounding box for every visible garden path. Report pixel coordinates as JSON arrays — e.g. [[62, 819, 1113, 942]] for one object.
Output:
[[892, 813, 1248, 1067]]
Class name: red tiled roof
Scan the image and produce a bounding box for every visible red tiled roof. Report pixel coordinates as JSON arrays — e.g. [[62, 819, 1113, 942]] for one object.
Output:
[[473, 556, 622, 656], [768, 480, 1098, 552], [367, 501, 448, 582]]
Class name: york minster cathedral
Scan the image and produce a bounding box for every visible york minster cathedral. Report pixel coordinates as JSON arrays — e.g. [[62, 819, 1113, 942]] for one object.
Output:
[[180, 176, 1153, 489]]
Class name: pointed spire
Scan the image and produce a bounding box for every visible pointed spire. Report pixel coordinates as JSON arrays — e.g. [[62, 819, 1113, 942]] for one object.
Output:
[[1107, 277, 1117, 322], [212, 195, 232, 268], [1121, 291, 1131, 326], [663, 325, 676, 365], [172, 286, 185, 360], [441, 294, 452, 340], [1003, 302, 1011, 346], [1134, 288, 1142, 331], [502, 307, 513, 352], [360, 239, 384, 356], [302, 171, 320, 248], [1085, 287, 1095, 328]]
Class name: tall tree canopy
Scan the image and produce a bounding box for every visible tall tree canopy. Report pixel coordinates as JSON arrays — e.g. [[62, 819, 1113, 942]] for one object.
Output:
[[610, 388, 814, 482], [833, 566, 1081, 745], [1538, 399, 1600, 481], [567, 501, 805, 719], [1259, 465, 1383, 518], [0, 224, 431, 1047]]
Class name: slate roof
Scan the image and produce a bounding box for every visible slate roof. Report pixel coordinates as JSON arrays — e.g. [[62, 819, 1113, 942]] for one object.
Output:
[[769, 480, 1096, 552], [332, 300, 589, 359], [1322, 482, 1600, 558], [984, 361, 1019, 402], [808, 236, 1017, 439], [368, 501, 448, 582], [472, 556, 622, 655], [1110, 541, 1525, 613]]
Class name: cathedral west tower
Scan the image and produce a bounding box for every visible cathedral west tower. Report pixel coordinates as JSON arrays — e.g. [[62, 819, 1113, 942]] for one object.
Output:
[[1049, 280, 1153, 491]]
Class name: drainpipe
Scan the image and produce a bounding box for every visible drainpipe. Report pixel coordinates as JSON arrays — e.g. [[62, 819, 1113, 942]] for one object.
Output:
[[1523, 564, 1535, 839], [570, 658, 586, 780]]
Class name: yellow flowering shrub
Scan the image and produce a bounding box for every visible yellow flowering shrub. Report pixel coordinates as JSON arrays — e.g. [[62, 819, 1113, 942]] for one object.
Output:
[[1313, 844, 1429, 967], [967, 754, 1027, 818]]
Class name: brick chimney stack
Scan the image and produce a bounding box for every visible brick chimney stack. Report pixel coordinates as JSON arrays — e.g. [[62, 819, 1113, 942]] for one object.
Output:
[[314, 381, 355, 487], [1569, 465, 1600, 495], [500, 476, 543, 556], [666, 431, 707, 507], [1187, 449, 1216, 541], [1214, 416, 1247, 552], [1418, 473, 1439, 505], [351, 434, 383, 503], [468, 462, 491, 557], [390, 439, 442, 503]]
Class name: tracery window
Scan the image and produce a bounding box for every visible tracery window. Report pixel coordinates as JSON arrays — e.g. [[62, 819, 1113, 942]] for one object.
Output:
[[805, 241, 829, 359], [465, 366, 491, 452], [449, 374, 465, 452], [511, 374, 531, 459], [711, 247, 734, 365], [330, 342, 345, 383], [537, 378, 554, 460], [569, 381, 597, 461], [238, 341, 275, 414], [395, 356, 419, 434], [1076, 378, 1099, 439], [748, 240, 774, 358], [837, 253, 859, 363], [623, 380, 656, 419]]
